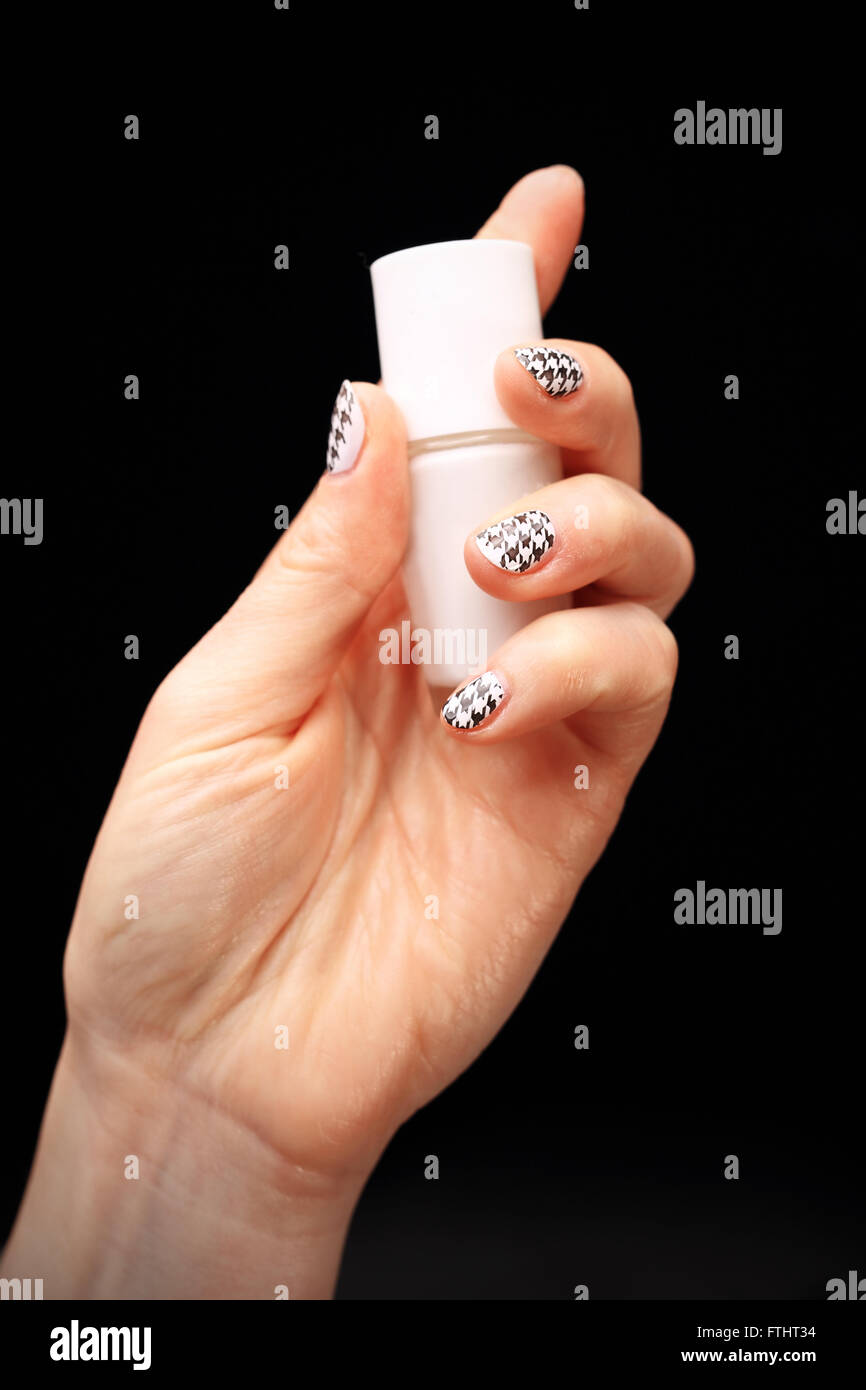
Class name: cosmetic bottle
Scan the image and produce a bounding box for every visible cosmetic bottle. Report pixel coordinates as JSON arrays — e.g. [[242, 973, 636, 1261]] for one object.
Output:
[[371, 238, 567, 688]]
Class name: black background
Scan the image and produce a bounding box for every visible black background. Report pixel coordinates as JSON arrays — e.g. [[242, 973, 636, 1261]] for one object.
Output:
[[2, 5, 863, 1300]]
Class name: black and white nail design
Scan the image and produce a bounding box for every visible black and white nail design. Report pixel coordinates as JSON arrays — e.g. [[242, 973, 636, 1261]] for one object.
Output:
[[515, 346, 583, 398], [475, 509, 555, 574], [441, 672, 506, 730], [326, 379, 365, 473]]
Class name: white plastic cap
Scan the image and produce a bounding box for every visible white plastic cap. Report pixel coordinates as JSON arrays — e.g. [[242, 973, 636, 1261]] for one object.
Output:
[[370, 239, 542, 441]]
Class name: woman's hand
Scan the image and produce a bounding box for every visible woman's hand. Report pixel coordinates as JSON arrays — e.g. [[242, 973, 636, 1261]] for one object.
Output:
[[1, 166, 693, 1299]]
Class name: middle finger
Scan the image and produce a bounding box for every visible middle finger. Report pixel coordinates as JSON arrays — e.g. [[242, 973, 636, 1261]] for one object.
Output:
[[465, 473, 695, 620]]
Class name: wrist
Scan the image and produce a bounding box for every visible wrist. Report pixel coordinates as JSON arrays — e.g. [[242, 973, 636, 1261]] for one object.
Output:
[[1, 1033, 363, 1300]]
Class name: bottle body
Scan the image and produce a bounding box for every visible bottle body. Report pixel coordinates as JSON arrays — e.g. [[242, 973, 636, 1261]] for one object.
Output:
[[403, 430, 567, 687], [370, 238, 564, 688]]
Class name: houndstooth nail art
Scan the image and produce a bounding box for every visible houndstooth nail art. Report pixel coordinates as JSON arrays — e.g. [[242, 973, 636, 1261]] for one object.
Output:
[[441, 672, 506, 730], [515, 346, 583, 398], [326, 379, 365, 473], [475, 509, 555, 574]]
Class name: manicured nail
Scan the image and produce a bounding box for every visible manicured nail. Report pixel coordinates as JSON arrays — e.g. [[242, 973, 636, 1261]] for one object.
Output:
[[475, 509, 555, 574], [514, 346, 583, 398], [326, 380, 365, 473], [441, 672, 506, 730]]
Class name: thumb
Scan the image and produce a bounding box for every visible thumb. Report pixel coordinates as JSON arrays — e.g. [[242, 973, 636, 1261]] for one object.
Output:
[[164, 381, 409, 734]]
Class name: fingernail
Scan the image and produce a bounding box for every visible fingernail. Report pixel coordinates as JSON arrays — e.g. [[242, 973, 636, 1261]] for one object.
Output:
[[514, 346, 583, 398], [441, 672, 506, 731], [326, 380, 365, 473], [475, 509, 555, 574]]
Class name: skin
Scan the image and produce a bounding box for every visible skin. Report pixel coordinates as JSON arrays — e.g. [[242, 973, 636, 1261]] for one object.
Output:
[[1, 167, 694, 1299]]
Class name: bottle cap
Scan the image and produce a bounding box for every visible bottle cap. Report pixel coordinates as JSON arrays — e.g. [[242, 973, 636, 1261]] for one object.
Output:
[[370, 239, 543, 441]]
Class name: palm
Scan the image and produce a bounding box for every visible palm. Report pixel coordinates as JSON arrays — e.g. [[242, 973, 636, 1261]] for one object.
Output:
[[65, 577, 628, 1181]]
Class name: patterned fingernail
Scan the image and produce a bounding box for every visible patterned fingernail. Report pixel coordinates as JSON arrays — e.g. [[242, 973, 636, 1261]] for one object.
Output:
[[326, 379, 365, 473], [475, 509, 555, 574], [514, 346, 583, 398], [441, 672, 506, 731]]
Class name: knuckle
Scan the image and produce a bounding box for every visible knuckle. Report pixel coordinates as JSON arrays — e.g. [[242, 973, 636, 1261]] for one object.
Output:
[[613, 361, 636, 415], [141, 667, 191, 730], [620, 602, 679, 702], [654, 518, 696, 606], [646, 611, 680, 693], [583, 473, 637, 560], [674, 526, 697, 594], [276, 499, 338, 579]]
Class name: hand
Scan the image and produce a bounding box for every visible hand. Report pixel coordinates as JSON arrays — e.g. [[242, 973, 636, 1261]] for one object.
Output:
[[1, 166, 693, 1299]]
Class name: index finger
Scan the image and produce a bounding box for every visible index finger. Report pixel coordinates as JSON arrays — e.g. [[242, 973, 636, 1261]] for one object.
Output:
[[476, 165, 585, 316]]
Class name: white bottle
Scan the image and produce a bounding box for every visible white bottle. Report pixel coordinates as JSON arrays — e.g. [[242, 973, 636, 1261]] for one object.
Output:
[[371, 238, 567, 688]]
